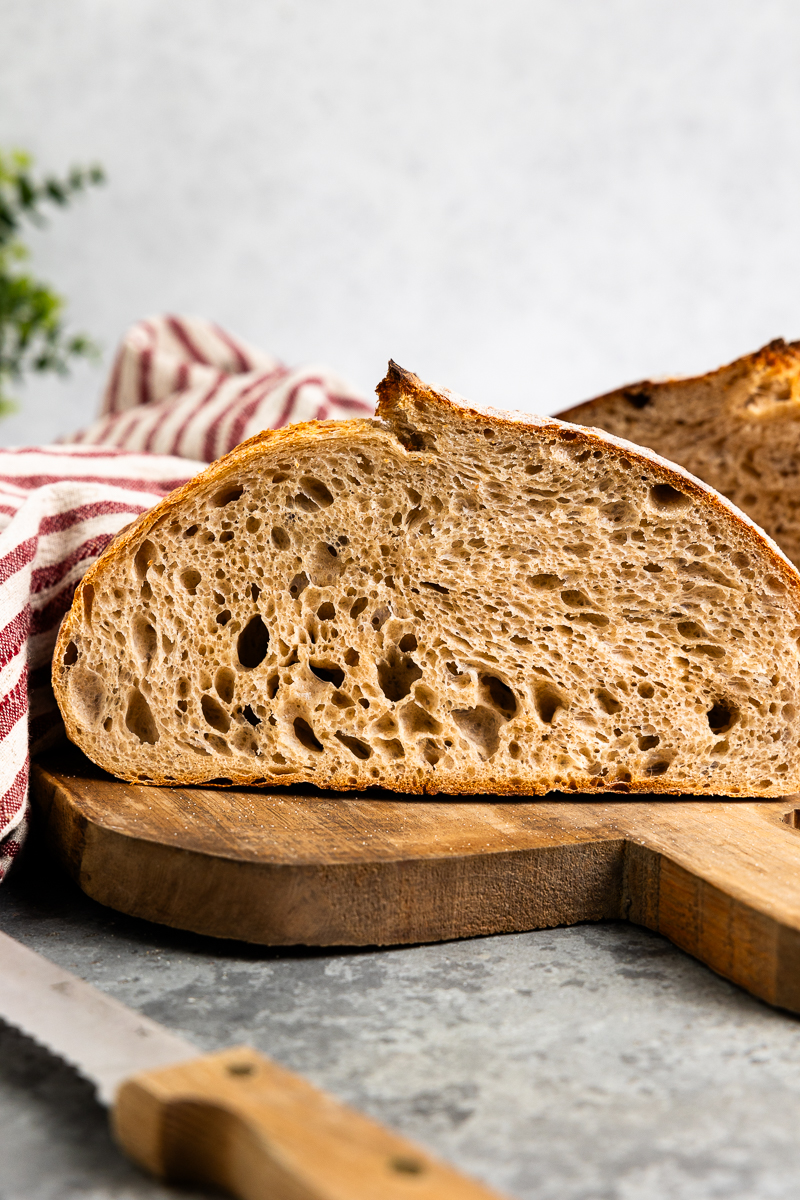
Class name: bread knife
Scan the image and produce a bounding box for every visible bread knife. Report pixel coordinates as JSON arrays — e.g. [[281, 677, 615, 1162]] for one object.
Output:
[[0, 930, 504, 1199]]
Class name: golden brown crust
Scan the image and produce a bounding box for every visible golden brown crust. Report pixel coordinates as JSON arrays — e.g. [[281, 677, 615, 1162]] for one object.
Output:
[[557, 338, 800, 422]]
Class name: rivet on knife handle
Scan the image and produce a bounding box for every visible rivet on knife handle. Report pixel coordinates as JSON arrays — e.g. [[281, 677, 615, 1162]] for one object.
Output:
[[113, 1046, 504, 1200]]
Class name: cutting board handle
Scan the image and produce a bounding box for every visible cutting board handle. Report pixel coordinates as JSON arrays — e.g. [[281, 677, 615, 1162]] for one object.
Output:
[[113, 1045, 503, 1199]]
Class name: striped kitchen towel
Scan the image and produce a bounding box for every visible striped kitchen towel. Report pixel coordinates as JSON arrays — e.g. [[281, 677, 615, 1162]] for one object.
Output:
[[0, 315, 371, 878]]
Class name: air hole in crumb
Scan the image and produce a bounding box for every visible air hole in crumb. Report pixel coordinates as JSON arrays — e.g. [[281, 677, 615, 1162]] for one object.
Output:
[[243, 704, 261, 726], [299, 477, 334, 508], [246, 516, 261, 534], [637, 682, 655, 699], [344, 647, 360, 667], [183, 524, 199, 538], [528, 573, 563, 590], [623, 389, 651, 409], [378, 738, 405, 760], [213, 485, 244, 507], [686, 643, 725, 660], [267, 674, 279, 699], [289, 572, 309, 599], [371, 606, 391, 630], [398, 633, 417, 653], [180, 568, 201, 594], [307, 542, 343, 587], [446, 661, 464, 677], [707, 701, 738, 734], [317, 602, 336, 620], [272, 527, 291, 550], [215, 667, 236, 704], [63, 641, 78, 665], [216, 610, 232, 626], [645, 760, 670, 777], [134, 540, 157, 579], [294, 717, 323, 752], [400, 702, 442, 737], [295, 492, 319, 513], [206, 734, 231, 755], [82, 584, 94, 626], [481, 674, 517, 717], [237, 615, 270, 668], [453, 706, 500, 758], [202, 694, 231, 733], [420, 581, 449, 595], [595, 688, 623, 715], [132, 615, 157, 668], [533, 682, 567, 724], [250, 583, 260, 601], [421, 739, 443, 765], [350, 598, 368, 619], [378, 648, 423, 702], [311, 663, 346, 688], [677, 620, 707, 639], [126, 688, 158, 744], [650, 483, 688, 512], [561, 589, 590, 608], [638, 735, 660, 750], [335, 731, 371, 759], [68, 665, 107, 728], [509, 741, 521, 760]]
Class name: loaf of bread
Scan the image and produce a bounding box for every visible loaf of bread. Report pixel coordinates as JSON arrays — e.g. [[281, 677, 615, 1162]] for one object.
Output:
[[53, 363, 800, 797], [558, 339, 800, 569]]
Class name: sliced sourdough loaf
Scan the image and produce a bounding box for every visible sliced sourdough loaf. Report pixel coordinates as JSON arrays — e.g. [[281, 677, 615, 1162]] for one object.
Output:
[[53, 363, 800, 797], [557, 339, 800, 569]]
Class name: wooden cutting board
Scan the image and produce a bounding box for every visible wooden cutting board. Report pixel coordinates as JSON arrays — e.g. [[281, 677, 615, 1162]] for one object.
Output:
[[30, 749, 800, 1013]]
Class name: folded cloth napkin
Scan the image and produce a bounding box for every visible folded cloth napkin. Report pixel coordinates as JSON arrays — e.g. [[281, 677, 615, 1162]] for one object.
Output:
[[0, 315, 371, 879]]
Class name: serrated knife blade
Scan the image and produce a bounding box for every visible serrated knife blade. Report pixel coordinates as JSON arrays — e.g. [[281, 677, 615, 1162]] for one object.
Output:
[[0, 929, 195, 1103], [0, 930, 503, 1199]]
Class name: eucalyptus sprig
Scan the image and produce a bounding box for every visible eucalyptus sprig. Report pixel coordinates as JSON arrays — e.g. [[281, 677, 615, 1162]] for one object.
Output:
[[0, 149, 105, 416]]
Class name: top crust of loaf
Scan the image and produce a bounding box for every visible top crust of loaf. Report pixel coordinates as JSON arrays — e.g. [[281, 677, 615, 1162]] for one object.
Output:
[[558, 338, 800, 422], [53, 363, 800, 796]]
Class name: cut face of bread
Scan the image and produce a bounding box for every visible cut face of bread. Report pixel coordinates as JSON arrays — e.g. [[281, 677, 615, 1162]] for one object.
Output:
[[558, 338, 800, 570], [53, 363, 800, 797]]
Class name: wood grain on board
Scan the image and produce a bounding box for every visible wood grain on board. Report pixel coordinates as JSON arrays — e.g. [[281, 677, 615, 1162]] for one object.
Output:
[[30, 749, 800, 1013]]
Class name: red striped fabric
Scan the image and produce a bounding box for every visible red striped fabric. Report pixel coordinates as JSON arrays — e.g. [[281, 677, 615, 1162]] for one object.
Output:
[[0, 314, 371, 879]]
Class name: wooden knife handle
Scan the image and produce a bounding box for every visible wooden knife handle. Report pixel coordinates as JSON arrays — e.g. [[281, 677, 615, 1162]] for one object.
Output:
[[112, 1045, 505, 1199]]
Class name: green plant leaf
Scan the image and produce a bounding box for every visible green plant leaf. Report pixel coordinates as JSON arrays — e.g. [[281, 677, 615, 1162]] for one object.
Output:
[[0, 147, 104, 417]]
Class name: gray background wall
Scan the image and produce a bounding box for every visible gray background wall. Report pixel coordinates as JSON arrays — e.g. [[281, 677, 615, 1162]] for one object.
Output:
[[3, 0, 800, 444]]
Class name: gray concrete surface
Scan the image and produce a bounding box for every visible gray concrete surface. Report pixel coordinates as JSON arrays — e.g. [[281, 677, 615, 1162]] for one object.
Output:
[[3, 2, 800, 443], [3, 847, 800, 1199]]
